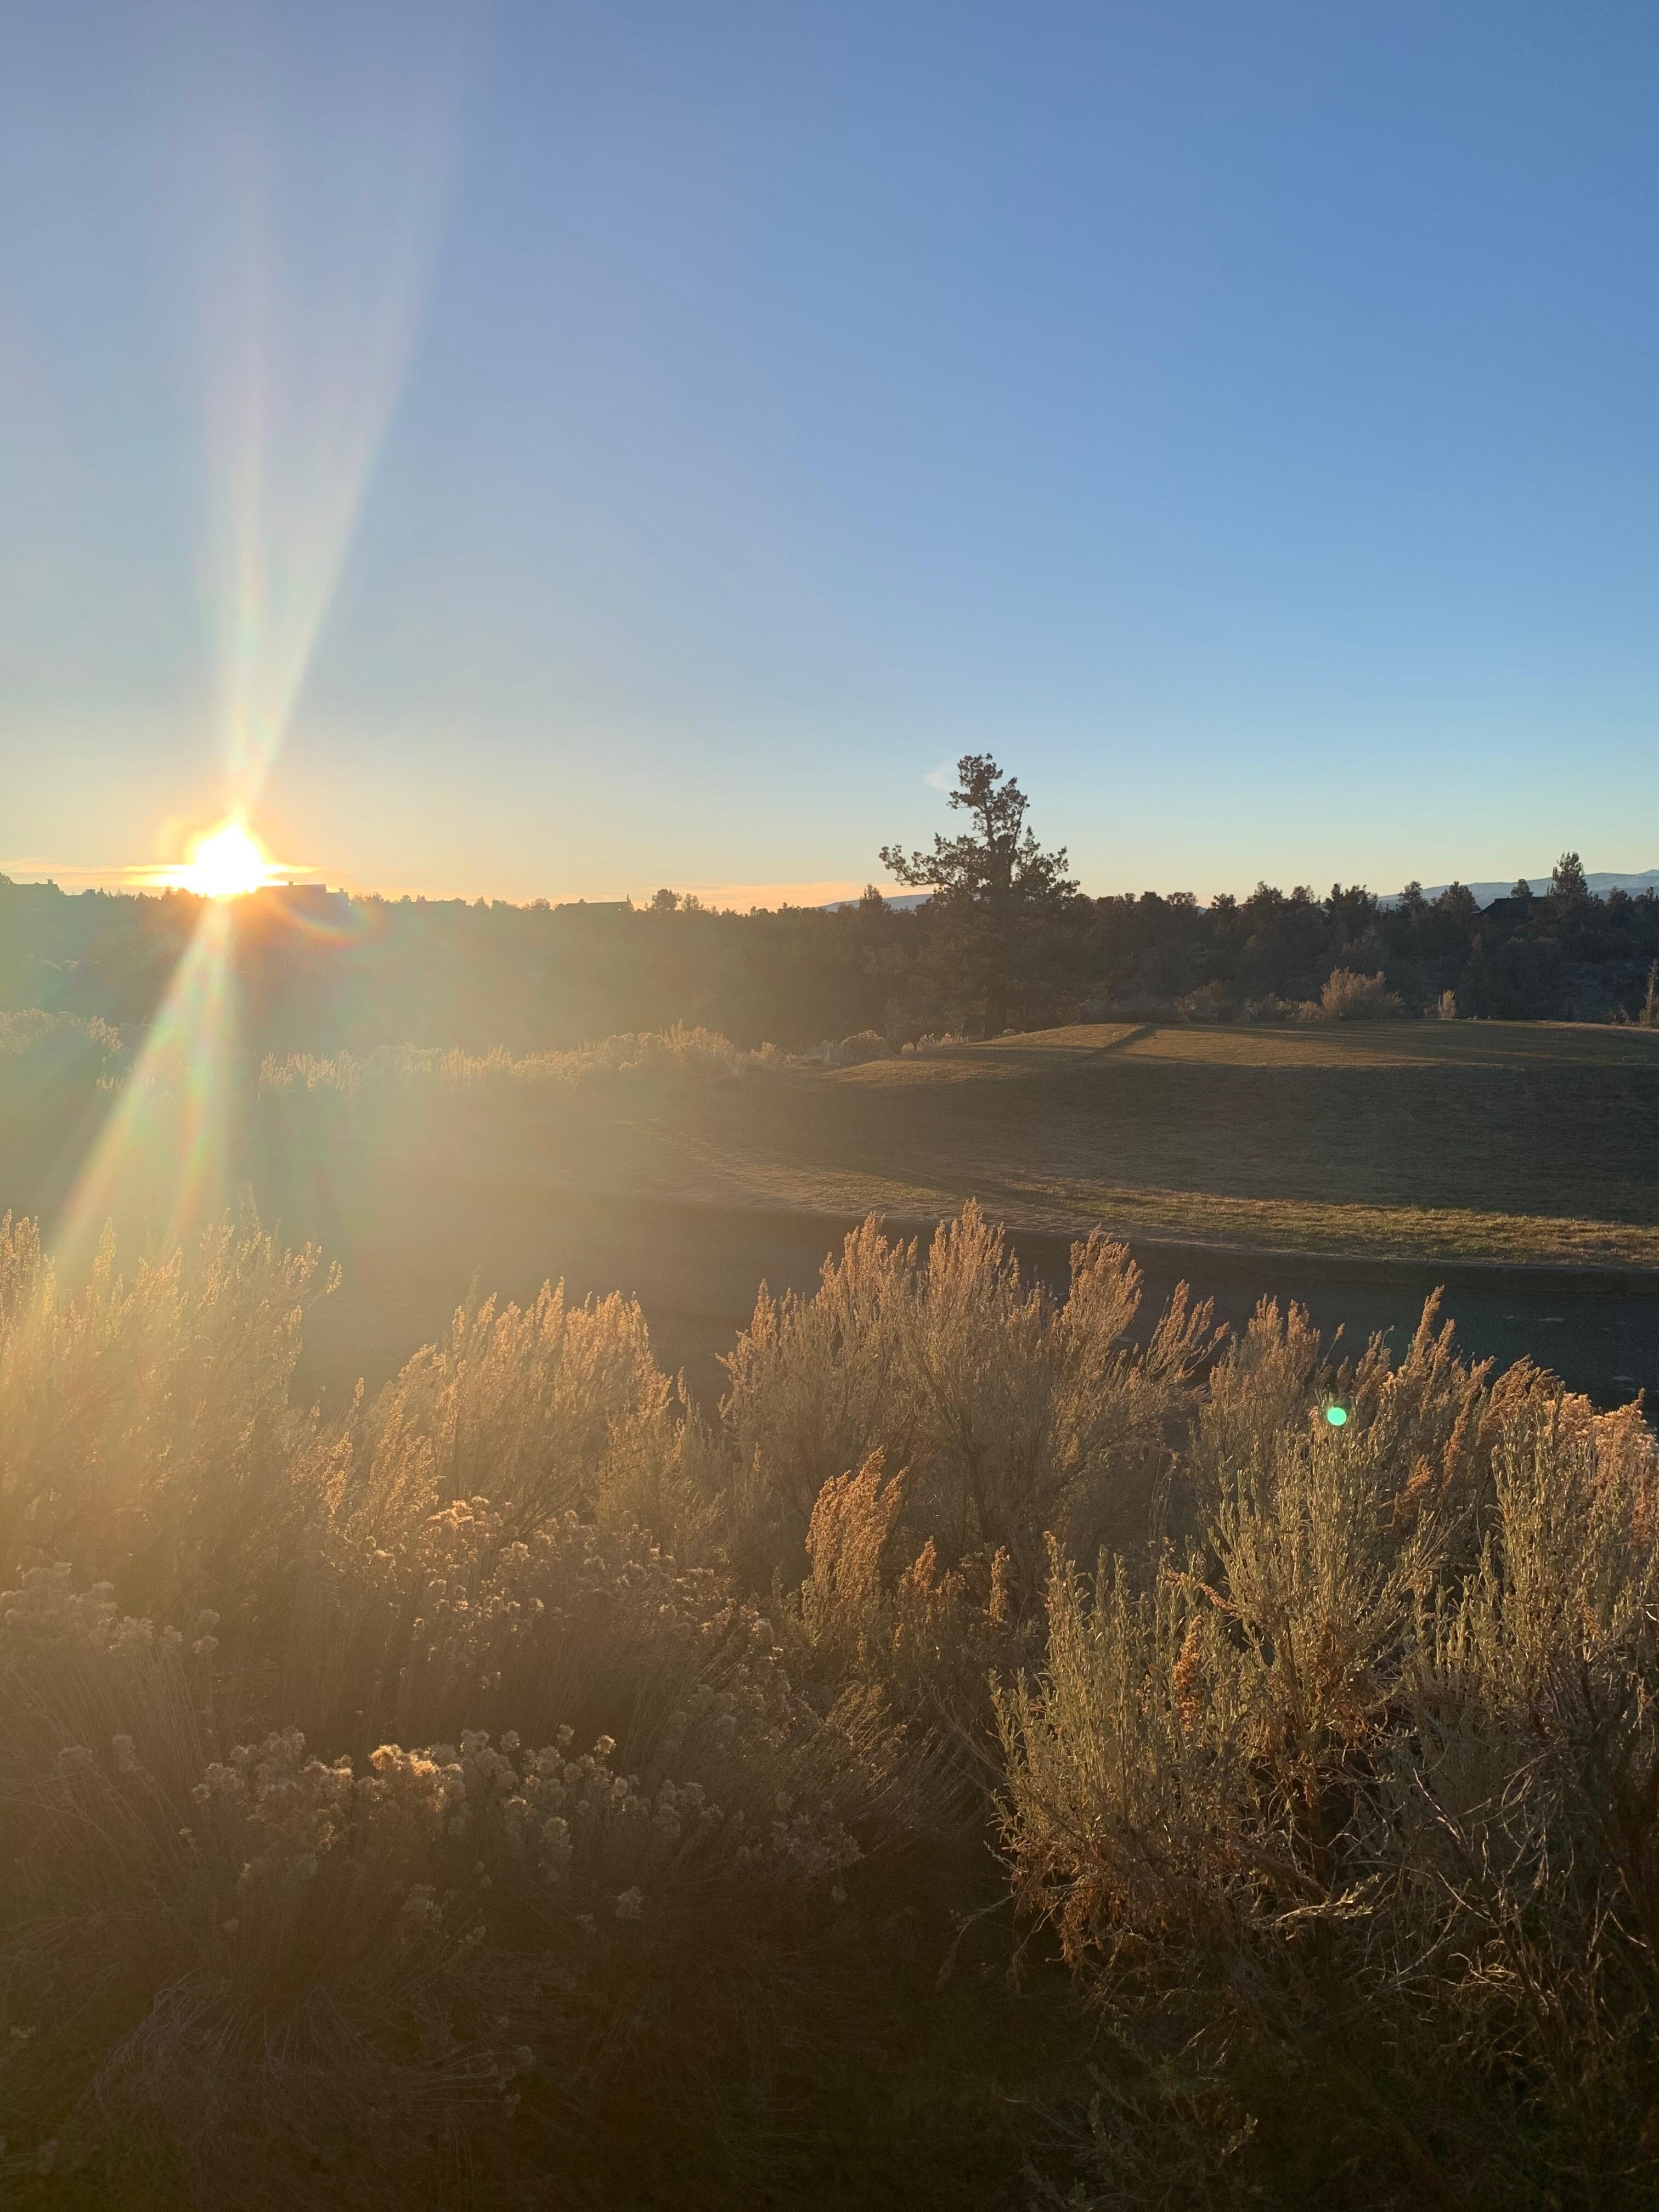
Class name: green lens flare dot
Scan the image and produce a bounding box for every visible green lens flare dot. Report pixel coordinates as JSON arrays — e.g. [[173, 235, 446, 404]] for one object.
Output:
[[1325, 1405, 1349, 1427]]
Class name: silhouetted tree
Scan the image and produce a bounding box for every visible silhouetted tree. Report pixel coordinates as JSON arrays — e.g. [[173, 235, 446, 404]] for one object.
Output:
[[1551, 851, 1589, 909], [8, 831, 1658, 1052], [1326, 883, 1379, 940], [880, 756, 1078, 1036]]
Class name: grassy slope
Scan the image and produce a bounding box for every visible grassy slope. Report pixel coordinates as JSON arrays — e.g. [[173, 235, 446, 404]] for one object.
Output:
[[611, 1020, 1659, 1266]]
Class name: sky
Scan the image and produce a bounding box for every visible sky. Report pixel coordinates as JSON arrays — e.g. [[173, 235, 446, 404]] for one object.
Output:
[[3, 0, 1658, 907]]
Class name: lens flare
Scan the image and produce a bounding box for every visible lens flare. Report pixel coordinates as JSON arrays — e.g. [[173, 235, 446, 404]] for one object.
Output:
[[49, 900, 240, 1284], [1325, 1404, 1350, 1427], [38, 21, 478, 1294]]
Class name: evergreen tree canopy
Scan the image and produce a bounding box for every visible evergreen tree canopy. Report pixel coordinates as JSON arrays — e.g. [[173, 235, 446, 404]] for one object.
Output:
[[879, 755, 1078, 1036]]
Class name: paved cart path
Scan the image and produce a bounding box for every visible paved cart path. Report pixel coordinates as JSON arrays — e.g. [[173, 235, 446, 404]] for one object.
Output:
[[287, 1178, 1657, 1414]]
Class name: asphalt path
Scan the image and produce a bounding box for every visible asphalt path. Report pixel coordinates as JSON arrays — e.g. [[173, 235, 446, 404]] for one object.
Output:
[[287, 1180, 1659, 1414], [1109, 1246, 1655, 1408]]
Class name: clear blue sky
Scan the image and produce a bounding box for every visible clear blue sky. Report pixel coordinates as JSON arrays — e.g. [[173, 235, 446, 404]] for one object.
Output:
[[4, 1, 1657, 904]]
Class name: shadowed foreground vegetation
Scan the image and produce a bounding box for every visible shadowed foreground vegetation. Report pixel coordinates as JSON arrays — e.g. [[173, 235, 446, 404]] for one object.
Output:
[[3, 1203, 1657, 2207]]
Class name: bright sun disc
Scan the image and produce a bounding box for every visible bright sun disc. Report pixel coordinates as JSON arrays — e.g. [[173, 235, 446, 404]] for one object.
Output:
[[178, 820, 274, 899]]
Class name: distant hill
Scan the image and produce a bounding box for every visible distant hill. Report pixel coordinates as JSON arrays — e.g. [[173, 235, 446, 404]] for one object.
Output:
[[823, 891, 934, 912], [1380, 870, 1659, 909]]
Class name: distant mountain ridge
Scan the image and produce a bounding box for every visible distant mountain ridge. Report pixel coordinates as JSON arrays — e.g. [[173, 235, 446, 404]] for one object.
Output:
[[823, 891, 935, 911], [1381, 870, 1659, 909]]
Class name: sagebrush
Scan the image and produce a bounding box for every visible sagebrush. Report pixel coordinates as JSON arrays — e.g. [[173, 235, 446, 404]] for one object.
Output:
[[1, 1204, 1654, 2208]]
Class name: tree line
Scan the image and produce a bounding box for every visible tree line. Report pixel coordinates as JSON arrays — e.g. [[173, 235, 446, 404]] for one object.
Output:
[[3, 762, 1656, 1050]]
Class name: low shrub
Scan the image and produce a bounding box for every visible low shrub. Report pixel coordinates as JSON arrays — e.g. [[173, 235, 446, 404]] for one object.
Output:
[[259, 1022, 776, 1101], [1, 1201, 1654, 2206], [1317, 966, 1403, 1018], [997, 1297, 1659, 2205], [1176, 982, 1231, 1023], [1239, 992, 1300, 1023], [718, 1204, 1218, 1630], [0, 1464, 912, 2206], [0, 1209, 335, 1628], [798, 1029, 893, 1069], [0, 1009, 125, 1079]]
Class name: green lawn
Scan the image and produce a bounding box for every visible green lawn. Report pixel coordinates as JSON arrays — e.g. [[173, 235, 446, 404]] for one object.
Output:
[[611, 1020, 1659, 1266]]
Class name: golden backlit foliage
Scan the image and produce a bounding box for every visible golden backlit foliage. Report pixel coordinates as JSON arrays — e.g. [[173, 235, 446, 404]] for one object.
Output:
[[0, 1209, 336, 1624], [1, 1204, 1656, 2205], [996, 1304, 1659, 2201], [255, 1022, 960, 1115], [721, 1204, 1217, 1604], [258, 1022, 780, 1098]]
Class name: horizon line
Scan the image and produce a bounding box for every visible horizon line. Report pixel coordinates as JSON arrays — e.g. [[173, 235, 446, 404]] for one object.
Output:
[[5, 863, 1658, 910]]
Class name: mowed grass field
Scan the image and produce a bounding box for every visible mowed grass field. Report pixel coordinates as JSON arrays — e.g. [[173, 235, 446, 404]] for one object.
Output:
[[611, 1020, 1659, 1267]]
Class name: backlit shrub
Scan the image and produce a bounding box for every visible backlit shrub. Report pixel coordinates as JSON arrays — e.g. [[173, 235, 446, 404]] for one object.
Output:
[[0, 1209, 335, 1626], [996, 1297, 1659, 2204], [719, 1203, 1217, 1620], [258, 1022, 772, 1099], [1317, 965, 1403, 1018], [1, 1200, 1655, 2207]]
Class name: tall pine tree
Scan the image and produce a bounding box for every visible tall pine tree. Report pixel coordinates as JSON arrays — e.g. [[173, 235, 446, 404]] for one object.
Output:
[[880, 756, 1078, 1037]]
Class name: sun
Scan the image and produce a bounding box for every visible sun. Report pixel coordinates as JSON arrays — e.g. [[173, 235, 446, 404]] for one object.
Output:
[[176, 819, 278, 899]]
